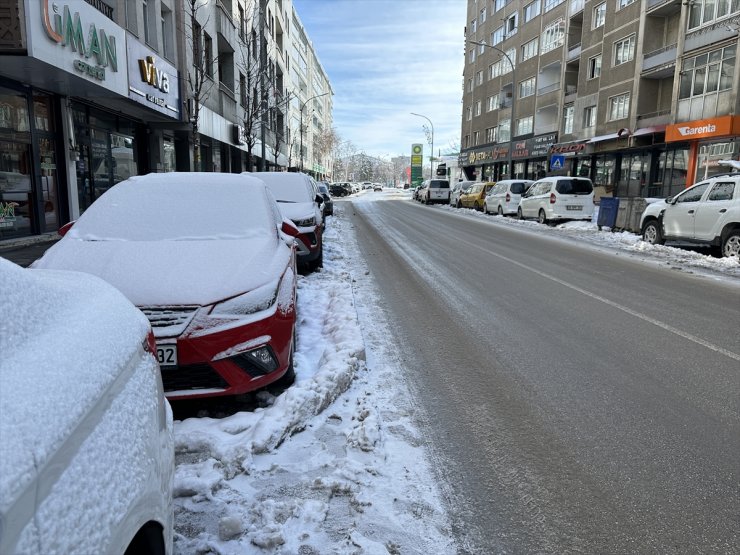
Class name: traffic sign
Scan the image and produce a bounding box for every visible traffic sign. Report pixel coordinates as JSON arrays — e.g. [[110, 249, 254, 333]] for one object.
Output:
[[550, 155, 565, 171]]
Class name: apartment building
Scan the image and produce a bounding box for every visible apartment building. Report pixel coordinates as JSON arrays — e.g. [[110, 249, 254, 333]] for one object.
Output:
[[461, 0, 740, 197], [0, 0, 332, 243]]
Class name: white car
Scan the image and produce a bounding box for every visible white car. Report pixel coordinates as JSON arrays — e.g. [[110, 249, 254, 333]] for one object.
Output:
[[640, 173, 740, 257], [420, 178, 451, 204], [518, 177, 595, 224], [0, 259, 174, 555], [484, 179, 534, 215], [450, 180, 477, 206]]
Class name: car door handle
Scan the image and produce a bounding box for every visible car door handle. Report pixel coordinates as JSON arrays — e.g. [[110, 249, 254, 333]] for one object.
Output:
[[719, 208, 727, 213], [688, 210, 695, 214]]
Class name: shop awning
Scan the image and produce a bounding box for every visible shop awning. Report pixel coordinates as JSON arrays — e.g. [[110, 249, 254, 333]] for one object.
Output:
[[631, 125, 667, 137]]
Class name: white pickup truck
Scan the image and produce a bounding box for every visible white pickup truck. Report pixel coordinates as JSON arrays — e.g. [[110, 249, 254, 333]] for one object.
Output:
[[420, 179, 451, 204]]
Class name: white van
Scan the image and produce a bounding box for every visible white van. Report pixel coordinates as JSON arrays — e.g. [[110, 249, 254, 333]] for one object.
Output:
[[484, 179, 534, 216], [518, 177, 595, 224], [420, 179, 451, 204]]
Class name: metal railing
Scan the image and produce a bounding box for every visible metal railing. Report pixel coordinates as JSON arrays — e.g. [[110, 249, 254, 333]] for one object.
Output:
[[643, 43, 678, 60], [537, 82, 562, 95], [637, 109, 670, 120]]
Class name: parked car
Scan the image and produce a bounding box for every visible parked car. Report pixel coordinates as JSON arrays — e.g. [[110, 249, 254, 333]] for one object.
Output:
[[419, 179, 451, 204], [330, 183, 349, 197], [518, 177, 595, 224], [459, 182, 496, 210], [450, 180, 477, 206], [248, 171, 324, 270], [484, 179, 534, 215], [373, 183, 383, 192], [640, 173, 740, 257], [33, 173, 299, 401], [1, 258, 174, 554], [318, 182, 334, 217], [362, 182, 373, 190], [413, 184, 426, 201]]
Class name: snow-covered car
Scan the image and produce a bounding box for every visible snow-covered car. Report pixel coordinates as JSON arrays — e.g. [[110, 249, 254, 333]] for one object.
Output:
[[518, 177, 595, 224], [0, 258, 174, 555], [33, 173, 298, 401], [450, 180, 477, 206], [420, 179, 451, 204], [640, 173, 740, 257], [318, 183, 334, 217], [247, 171, 324, 270], [484, 179, 534, 215]]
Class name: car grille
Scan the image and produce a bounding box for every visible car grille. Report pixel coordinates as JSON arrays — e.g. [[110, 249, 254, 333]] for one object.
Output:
[[139, 306, 199, 334], [161, 363, 228, 392]]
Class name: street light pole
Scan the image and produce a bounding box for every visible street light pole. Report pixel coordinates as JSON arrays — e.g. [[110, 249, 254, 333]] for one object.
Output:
[[299, 92, 329, 173], [467, 40, 516, 179], [410, 112, 434, 178]]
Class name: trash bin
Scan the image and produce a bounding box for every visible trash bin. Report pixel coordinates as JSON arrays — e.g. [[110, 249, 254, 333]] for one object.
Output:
[[614, 197, 649, 233], [596, 197, 619, 230]]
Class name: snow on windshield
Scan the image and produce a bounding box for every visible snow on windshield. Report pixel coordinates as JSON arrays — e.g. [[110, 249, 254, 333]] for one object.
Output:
[[68, 173, 277, 241], [249, 172, 313, 203]]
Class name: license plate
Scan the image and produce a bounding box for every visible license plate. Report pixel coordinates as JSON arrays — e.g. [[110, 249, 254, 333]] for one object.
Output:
[[566, 205, 582, 211], [156, 344, 177, 367]]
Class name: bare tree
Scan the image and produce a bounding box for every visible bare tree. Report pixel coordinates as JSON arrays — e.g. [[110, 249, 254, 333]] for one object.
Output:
[[182, 0, 217, 171], [314, 127, 338, 177], [332, 138, 357, 180], [267, 92, 293, 169]]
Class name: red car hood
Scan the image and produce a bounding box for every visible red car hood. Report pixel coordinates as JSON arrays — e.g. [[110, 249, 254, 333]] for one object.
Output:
[[34, 236, 291, 307]]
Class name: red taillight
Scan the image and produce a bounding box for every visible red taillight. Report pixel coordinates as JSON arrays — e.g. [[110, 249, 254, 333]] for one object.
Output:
[[143, 330, 157, 355], [550, 192, 556, 204], [505, 193, 511, 202]]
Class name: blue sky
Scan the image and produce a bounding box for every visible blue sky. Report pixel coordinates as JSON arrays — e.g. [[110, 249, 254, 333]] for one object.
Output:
[[293, 0, 466, 159]]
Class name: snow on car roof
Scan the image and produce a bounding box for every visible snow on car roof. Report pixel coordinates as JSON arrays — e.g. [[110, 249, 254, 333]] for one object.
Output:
[[247, 172, 314, 203], [67, 173, 276, 242], [0, 259, 150, 515]]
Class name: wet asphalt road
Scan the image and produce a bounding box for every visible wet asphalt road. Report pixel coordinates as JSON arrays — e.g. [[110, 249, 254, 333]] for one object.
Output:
[[348, 197, 740, 554]]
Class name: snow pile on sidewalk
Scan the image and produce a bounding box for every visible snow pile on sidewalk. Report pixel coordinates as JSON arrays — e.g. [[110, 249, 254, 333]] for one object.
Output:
[[172, 206, 455, 554]]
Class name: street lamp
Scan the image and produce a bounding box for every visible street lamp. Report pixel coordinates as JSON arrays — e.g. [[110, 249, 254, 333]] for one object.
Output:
[[300, 92, 329, 173], [467, 40, 516, 179], [410, 112, 434, 178]]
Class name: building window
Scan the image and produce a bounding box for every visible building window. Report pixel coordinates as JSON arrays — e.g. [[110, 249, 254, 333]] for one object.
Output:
[[193, 22, 202, 68], [688, 0, 740, 30], [588, 54, 602, 79], [492, 26, 505, 45], [480, 8, 487, 23], [544, 0, 565, 12], [505, 13, 518, 37], [468, 78, 473, 92], [239, 4, 246, 40], [584, 105, 597, 128], [613, 35, 635, 66], [563, 104, 574, 134], [617, 0, 636, 8], [161, 5, 173, 60], [487, 93, 500, 111], [469, 49, 476, 63], [495, 0, 509, 11], [125, 0, 138, 34], [486, 126, 497, 142], [142, 0, 150, 44], [475, 100, 482, 116], [474, 131, 480, 145], [239, 73, 247, 107], [679, 46, 736, 99], [541, 19, 565, 53], [498, 118, 511, 142], [467, 106, 473, 121], [608, 92, 630, 120], [490, 60, 503, 78], [517, 116, 534, 135], [479, 42, 486, 54], [464, 135, 470, 148], [471, 18, 477, 33], [505, 48, 516, 72], [519, 76, 536, 98], [524, 0, 541, 21], [522, 38, 539, 61], [204, 33, 213, 77], [477, 70, 484, 86], [593, 3, 606, 28]]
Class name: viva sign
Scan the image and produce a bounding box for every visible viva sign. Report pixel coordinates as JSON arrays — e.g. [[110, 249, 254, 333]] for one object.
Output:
[[41, 0, 118, 81]]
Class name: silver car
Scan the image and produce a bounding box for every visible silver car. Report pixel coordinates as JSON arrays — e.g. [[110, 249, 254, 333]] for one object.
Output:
[[450, 180, 477, 207]]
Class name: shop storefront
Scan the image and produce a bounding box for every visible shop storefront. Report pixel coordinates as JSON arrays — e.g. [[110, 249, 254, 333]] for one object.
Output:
[[511, 132, 558, 180], [666, 115, 740, 185], [459, 145, 509, 181]]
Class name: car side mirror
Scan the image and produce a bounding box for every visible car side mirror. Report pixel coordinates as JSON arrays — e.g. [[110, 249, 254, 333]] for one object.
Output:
[[667, 196, 677, 205], [281, 220, 300, 237], [58, 221, 75, 237]]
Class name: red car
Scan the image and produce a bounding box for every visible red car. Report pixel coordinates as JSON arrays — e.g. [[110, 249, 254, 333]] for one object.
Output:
[[33, 173, 299, 401]]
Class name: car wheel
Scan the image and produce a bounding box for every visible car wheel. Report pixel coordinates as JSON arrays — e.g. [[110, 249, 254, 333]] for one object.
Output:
[[425, 196, 430, 205], [274, 335, 296, 388], [497, 205, 504, 216], [483, 203, 489, 214], [538, 209, 548, 225], [308, 246, 323, 271], [474, 201, 482, 211], [517, 207, 523, 220], [642, 220, 664, 245], [456, 201, 462, 209], [721, 230, 740, 258]]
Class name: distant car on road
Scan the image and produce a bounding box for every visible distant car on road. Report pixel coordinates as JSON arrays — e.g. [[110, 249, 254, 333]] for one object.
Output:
[[518, 177, 594, 224], [373, 184, 383, 191], [640, 173, 740, 257], [330, 183, 350, 197], [1, 259, 174, 555]]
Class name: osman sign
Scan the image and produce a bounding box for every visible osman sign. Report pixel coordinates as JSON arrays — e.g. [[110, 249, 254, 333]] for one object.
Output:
[[27, 0, 127, 96]]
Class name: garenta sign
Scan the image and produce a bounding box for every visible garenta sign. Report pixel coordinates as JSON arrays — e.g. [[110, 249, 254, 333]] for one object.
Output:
[[28, 0, 127, 96]]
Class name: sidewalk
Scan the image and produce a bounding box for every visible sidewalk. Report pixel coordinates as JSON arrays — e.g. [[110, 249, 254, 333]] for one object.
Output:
[[0, 234, 59, 268]]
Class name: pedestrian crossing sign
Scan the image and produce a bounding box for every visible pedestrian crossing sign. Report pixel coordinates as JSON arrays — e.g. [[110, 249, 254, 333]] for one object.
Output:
[[550, 155, 565, 171]]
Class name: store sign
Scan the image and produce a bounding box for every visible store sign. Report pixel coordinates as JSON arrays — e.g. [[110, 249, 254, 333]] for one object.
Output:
[[464, 145, 509, 165], [0, 202, 19, 228], [665, 116, 740, 142], [126, 35, 180, 118], [528, 132, 558, 158], [27, 0, 127, 95], [411, 144, 423, 187], [550, 141, 589, 156]]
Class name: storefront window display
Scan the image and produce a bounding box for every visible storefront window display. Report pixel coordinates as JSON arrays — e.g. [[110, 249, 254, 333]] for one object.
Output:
[[594, 156, 616, 193], [163, 138, 176, 172], [617, 152, 651, 197], [696, 140, 738, 181], [0, 141, 33, 239], [653, 148, 689, 198]]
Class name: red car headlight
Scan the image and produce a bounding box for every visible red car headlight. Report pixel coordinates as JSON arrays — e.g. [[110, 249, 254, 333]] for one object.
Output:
[[210, 279, 280, 316]]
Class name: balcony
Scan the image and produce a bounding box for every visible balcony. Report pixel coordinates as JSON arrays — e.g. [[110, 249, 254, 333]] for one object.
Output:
[[567, 43, 581, 61], [642, 43, 677, 78], [636, 110, 671, 127], [216, 2, 237, 46], [569, 0, 584, 17], [646, 0, 681, 15], [537, 82, 561, 95]]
